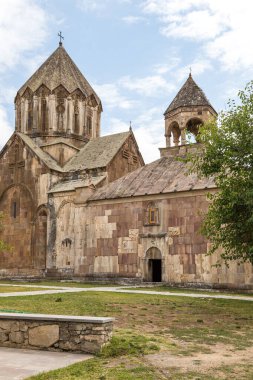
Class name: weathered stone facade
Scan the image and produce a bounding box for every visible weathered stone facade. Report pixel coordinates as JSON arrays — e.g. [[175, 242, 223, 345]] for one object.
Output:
[[50, 189, 253, 288], [0, 44, 143, 279], [0, 313, 113, 353], [0, 44, 252, 288]]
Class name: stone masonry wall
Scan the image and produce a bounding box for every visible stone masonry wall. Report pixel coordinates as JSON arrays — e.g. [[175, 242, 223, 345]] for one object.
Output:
[[63, 192, 253, 289], [0, 313, 114, 354], [0, 134, 62, 276]]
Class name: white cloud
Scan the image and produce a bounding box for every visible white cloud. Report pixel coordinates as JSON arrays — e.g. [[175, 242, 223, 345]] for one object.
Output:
[[122, 16, 146, 24], [141, 0, 253, 71], [93, 83, 136, 109], [131, 107, 165, 163], [76, 0, 105, 12], [77, 0, 132, 12], [176, 59, 212, 82], [0, 105, 14, 149], [0, 0, 49, 148], [105, 106, 165, 163], [106, 118, 130, 134], [0, 87, 16, 105], [153, 57, 180, 75], [0, 0, 48, 73], [134, 123, 163, 163], [119, 75, 176, 96]]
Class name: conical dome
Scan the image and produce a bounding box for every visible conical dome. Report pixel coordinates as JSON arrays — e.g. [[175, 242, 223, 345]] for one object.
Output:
[[164, 74, 215, 115], [15, 45, 102, 141], [17, 45, 101, 106]]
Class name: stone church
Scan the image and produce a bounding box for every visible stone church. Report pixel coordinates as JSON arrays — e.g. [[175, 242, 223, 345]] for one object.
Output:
[[0, 43, 252, 288]]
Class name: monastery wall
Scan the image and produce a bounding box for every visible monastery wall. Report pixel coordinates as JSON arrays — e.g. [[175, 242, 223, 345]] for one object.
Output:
[[53, 191, 253, 289], [0, 136, 61, 277]]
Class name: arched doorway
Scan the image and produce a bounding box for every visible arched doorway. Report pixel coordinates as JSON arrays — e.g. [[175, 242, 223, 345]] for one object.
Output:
[[145, 247, 162, 282], [34, 208, 48, 269]]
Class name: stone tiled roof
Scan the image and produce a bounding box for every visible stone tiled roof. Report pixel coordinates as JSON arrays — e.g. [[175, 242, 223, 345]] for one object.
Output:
[[64, 131, 131, 171], [17, 133, 64, 172], [89, 156, 216, 201], [16, 131, 133, 173], [40, 139, 80, 151], [48, 176, 106, 193], [17, 45, 101, 105], [164, 74, 216, 115]]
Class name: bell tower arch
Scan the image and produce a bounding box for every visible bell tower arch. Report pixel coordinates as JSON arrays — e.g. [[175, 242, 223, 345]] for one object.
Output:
[[162, 74, 217, 152]]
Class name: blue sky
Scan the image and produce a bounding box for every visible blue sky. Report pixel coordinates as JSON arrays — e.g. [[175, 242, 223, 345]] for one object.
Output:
[[1, 0, 253, 162]]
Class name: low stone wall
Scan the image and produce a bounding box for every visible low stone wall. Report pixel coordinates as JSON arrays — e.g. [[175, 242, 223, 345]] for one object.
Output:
[[0, 313, 114, 353]]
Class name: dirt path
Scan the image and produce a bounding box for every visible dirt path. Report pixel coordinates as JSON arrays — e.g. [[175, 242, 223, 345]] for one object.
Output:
[[145, 343, 253, 372], [0, 284, 252, 301]]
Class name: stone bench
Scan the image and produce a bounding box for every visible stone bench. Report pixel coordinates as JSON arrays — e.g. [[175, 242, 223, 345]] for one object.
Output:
[[0, 313, 114, 353]]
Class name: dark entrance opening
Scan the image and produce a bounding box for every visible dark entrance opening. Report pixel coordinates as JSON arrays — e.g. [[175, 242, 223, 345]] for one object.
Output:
[[151, 259, 162, 282], [145, 247, 162, 282]]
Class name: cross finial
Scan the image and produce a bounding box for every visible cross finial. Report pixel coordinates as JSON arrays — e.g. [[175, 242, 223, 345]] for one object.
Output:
[[189, 67, 192, 77], [129, 121, 132, 131], [58, 31, 64, 46]]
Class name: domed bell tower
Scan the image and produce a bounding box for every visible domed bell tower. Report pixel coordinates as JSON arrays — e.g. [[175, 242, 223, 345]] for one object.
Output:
[[161, 73, 217, 156]]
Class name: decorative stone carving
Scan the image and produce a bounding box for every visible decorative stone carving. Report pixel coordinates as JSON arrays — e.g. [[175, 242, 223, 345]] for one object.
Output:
[[168, 227, 180, 236]]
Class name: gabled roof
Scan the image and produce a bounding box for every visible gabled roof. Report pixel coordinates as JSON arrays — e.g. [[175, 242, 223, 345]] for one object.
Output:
[[17, 45, 101, 105], [48, 176, 106, 193], [164, 74, 216, 115], [2, 131, 140, 174], [17, 133, 64, 172], [89, 156, 216, 201], [40, 139, 80, 151], [64, 131, 132, 171]]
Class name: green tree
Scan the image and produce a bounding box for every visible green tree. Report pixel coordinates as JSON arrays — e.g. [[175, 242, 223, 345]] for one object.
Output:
[[188, 81, 253, 264]]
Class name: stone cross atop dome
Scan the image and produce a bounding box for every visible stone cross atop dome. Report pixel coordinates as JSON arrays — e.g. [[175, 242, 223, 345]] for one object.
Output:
[[15, 44, 102, 142], [163, 73, 217, 149]]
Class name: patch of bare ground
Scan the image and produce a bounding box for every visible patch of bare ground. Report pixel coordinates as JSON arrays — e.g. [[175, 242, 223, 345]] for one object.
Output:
[[145, 342, 253, 372]]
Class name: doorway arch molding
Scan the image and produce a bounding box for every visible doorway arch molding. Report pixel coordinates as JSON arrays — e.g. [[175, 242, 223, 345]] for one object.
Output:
[[144, 246, 163, 282], [145, 246, 162, 260]]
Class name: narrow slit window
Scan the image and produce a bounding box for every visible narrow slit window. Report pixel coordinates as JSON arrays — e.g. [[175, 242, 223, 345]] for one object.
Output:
[[41, 98, 47, 131], [12, 201, 17, 218], [87, 116, 92, 135]]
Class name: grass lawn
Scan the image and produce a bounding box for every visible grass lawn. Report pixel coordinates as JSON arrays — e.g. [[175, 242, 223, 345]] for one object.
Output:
[[0, 286, 56, 293], [0, 290, 252, 379], [127, 285, 253, 297], [0, 280, 121, 288]]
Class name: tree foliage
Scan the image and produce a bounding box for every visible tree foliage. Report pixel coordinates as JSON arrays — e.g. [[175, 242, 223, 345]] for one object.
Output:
[[188, 81, 253, 264]]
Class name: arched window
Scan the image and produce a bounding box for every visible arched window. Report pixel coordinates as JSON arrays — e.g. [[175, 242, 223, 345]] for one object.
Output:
[[144, 202, 160, 226], [41, 98, 48, 132], [74, 101, 79, 134], [27, 98, 33, 131], [87, 116, 92, 135], [10, 192, 19, 219], [12, 201, 17, 218]]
